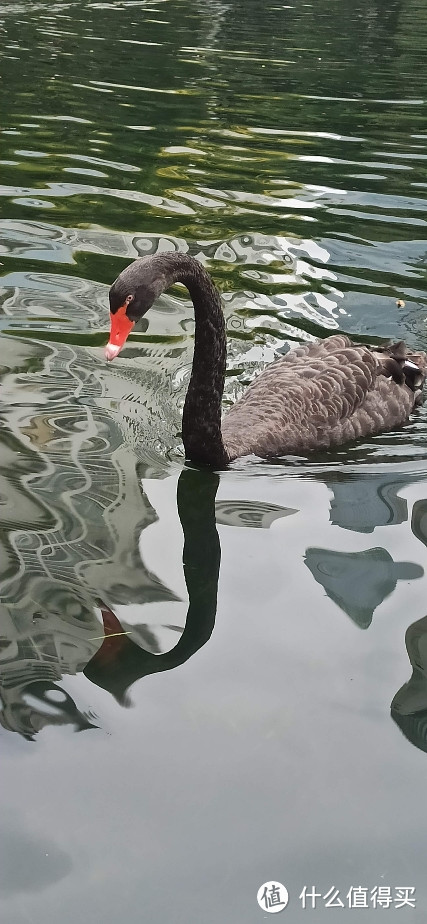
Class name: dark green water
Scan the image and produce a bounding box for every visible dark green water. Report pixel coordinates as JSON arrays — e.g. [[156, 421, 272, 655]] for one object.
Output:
[[2, 1, 427, 921]]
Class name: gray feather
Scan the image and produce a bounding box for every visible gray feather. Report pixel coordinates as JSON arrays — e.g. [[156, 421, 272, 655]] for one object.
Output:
[[222, 335, 426, 459]]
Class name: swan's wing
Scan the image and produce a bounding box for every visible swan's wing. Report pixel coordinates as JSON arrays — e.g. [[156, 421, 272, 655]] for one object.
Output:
[[222, 335, 423, 459], [224, 334, 376, 431]]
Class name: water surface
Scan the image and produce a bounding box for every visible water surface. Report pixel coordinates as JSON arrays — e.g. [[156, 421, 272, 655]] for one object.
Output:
[[1, 1, 427, 921]]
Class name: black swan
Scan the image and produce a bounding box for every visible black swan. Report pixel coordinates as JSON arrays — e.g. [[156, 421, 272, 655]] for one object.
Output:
[[105, 253, 426, 466]]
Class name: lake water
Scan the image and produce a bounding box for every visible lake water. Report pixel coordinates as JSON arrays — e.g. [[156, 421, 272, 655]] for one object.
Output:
[[1, 1, 427, 921]]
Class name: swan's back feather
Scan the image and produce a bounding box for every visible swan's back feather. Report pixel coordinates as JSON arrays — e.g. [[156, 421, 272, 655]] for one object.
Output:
[[222, 335, 426, 459]]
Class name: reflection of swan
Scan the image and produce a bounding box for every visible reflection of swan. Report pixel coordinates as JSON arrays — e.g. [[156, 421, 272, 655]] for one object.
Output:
[[84, 468, 220, 704], [0, 468, 220, 735], [105, 254, 426, 465], [305, 547, 423, 628], [391, 616, 427, 754], [0, 335, 221, 737]]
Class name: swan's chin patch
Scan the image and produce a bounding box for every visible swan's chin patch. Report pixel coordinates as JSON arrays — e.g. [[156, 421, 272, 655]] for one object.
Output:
[[105, 342, 122, 361]]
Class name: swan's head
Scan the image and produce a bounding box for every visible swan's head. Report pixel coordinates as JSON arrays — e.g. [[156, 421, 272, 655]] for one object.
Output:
[[105, 258, 166, 360]]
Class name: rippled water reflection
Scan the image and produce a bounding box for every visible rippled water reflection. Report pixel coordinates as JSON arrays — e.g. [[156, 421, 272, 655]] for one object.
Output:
[[2, 0, 427, 921]]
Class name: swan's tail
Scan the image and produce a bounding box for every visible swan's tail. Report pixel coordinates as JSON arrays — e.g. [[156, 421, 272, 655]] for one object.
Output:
[[373, 341, 427, 405]]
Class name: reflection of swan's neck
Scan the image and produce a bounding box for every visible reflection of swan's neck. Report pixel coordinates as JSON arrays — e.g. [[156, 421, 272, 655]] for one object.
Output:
[[178, 468, 221, 634], [84, 467, 220, 701]]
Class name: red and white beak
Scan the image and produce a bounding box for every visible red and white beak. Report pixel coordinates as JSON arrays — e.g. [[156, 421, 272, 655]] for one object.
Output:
[[105, 303, 135, 361]]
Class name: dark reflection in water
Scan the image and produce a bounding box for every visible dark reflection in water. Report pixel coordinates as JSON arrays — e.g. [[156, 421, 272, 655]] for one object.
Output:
[[302, 487, 427, 759], [391, 499, 427, 754], [0, 467, 220, 738], [85, 468, 220, 704], [305, 475, 424, 626], [305, 546, 423, 629], [392, 615, 427, 755]]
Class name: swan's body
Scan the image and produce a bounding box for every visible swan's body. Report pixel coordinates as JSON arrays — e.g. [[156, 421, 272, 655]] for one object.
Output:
[[105, 253, 426, 466]]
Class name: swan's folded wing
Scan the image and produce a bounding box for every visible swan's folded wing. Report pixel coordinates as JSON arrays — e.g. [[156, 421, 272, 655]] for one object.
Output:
[[221, 335, 400, 459]]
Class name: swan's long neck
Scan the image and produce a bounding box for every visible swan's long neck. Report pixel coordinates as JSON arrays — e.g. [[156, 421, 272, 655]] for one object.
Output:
[[111, 253, 228, 465], [180, 262, 227, 466], [153, 255, 227, 466]]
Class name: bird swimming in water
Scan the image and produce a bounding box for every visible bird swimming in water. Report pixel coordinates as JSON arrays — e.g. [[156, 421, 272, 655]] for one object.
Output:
[[105, 253, 426, 467]]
